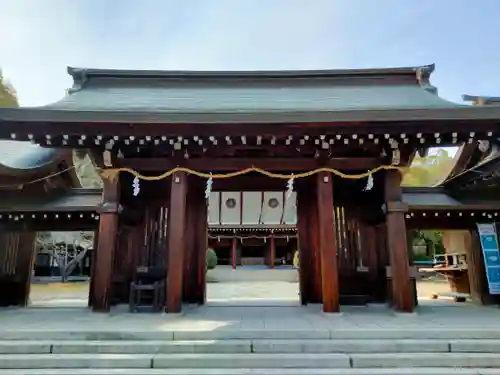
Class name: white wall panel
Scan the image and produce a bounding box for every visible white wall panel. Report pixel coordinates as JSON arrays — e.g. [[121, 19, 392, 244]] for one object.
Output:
[[208, 192, 220, 224], [220, 191, 241, 225], [261, 191, 284, 225], [242, 192, 261, 225], [283, 191, 297, 225]]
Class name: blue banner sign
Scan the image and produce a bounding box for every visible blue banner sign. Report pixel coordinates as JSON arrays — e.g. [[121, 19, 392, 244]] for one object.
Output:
[[477, 223, 500, 295]]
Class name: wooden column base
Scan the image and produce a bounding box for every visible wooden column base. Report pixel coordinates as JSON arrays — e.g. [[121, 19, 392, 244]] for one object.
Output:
[[231, 237, 237, 269], [166, 172, 188, 313], [91, 212, 118, 312], [269, 236, 275, 269], [317, 172, 340, 313]]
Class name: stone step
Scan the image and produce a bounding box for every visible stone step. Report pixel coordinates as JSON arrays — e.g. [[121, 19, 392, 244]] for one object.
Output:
[[0, 369, 496, 375], [3, 329, 500, 340], [350, 353, 500, 368], [2, 353, 500, 369], [19, 340, 251, 354], [2, 339, 500, 354], [253, 339, 450, 353], [0, 353, 349, 369]]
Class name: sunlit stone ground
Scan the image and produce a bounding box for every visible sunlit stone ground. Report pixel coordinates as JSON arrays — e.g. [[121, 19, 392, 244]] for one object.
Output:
[[28, 271, 458, 308]]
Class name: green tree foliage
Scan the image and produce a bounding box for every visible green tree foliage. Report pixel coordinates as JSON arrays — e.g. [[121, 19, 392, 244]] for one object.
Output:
[[416, 230, 445, 258], [0, 70, 18, 107], [72, 151, 103, 188], [402, 148, 455, 187]]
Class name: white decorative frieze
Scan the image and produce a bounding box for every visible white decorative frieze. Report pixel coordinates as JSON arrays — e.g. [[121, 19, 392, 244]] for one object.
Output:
[[208, 191, 297, 226], [220, 192, 240, 225]]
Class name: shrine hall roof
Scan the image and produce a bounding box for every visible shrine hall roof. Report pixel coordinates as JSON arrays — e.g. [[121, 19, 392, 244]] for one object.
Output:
[[0, 189, 101, 213], [462, 95, 500, 106], [402, 187, 500, 210], [3, 64, 500, 124], [0, 142, 58, 170], [44, 64, 458, 113]]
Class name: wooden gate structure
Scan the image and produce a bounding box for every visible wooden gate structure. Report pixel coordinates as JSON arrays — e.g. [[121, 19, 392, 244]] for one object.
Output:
[[0, 146, 99, 306], [1, 66, 500, 313]]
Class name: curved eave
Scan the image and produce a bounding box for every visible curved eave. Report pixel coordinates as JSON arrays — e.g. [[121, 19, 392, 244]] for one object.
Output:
[[0, 142, 62, 174], [403, 187, 500, 211], [0, 143, 79, 186], [4, 105, 500, 125], [436, 142, 492, 187], [442, 145, 500, 190], [444, 144, 477, 181]]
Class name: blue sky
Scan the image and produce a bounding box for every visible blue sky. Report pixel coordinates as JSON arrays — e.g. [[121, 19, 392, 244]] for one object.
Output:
[[1, 0, 500, 107]]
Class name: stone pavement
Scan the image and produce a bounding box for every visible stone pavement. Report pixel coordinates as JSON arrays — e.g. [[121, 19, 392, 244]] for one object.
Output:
[[7, 280, 500, 373], [29, 278, 454, 307], [2, 302, 500, 334]]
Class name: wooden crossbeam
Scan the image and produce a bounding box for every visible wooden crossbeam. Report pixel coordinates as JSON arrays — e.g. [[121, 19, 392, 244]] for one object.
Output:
[[116, 157, 383, 171]]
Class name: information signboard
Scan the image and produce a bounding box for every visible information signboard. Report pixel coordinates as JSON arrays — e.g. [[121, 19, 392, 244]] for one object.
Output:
[[477, 223, 500, 295]]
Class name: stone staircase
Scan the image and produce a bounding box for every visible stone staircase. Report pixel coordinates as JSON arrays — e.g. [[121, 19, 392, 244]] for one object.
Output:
[[1, 329, 500, 374]]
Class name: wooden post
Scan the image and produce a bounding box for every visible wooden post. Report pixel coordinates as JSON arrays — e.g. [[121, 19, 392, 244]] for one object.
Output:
[[308, 182, 323, 303], [297, 184, 311, 304], [91, 169, 120, 312], [269, 236, 276, 269], [466, 229, 494, 304], [184, 179, 207, 304], [14, 230, 36, 306], [384, 170, 414, 312], [166, 172, 188, 313], [231, 237, 237, 269], [88, 229, 99, 307], [317, 172, 340, 313], [406, 229, 418, 307], [182, 178, 197, 303], [194, 188, 207, 305]]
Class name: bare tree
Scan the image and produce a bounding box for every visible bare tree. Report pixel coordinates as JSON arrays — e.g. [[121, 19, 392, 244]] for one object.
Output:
[[36, 232, 94, 282]]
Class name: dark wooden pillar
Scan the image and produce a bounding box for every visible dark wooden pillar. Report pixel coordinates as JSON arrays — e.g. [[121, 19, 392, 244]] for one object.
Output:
[[231, 237, 237, 269], [406, 229, 418, 307], [466, 229, 495, 304], [166, 172, 188, 313], [297, 179, 323, 304], [91, 169, 120, 312], [0, 230, 36, 307], [88, 229, 99, 307], [18, 231, 36, 306], [307, 181, 323, 303], [297, 184, 311, 304], [384, 170, 413, 312], [183, 178, 197, 303], [183, 178, 207, 304], [269, 236, 276, 269], [194, 188, 207, 305], [317, 172, 340, 312]]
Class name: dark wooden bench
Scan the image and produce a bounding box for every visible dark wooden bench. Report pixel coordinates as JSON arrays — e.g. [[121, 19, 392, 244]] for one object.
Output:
[[129, 266, 166, 312]]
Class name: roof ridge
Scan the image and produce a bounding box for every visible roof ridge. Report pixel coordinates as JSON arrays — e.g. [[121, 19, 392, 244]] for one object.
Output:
[[66, 64, 435, 80]]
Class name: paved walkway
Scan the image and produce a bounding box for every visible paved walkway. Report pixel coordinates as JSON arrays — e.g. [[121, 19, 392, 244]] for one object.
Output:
[[19, 277, 500, 334], [2, 303, 500, 334], [29, 278, 454, 307]]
